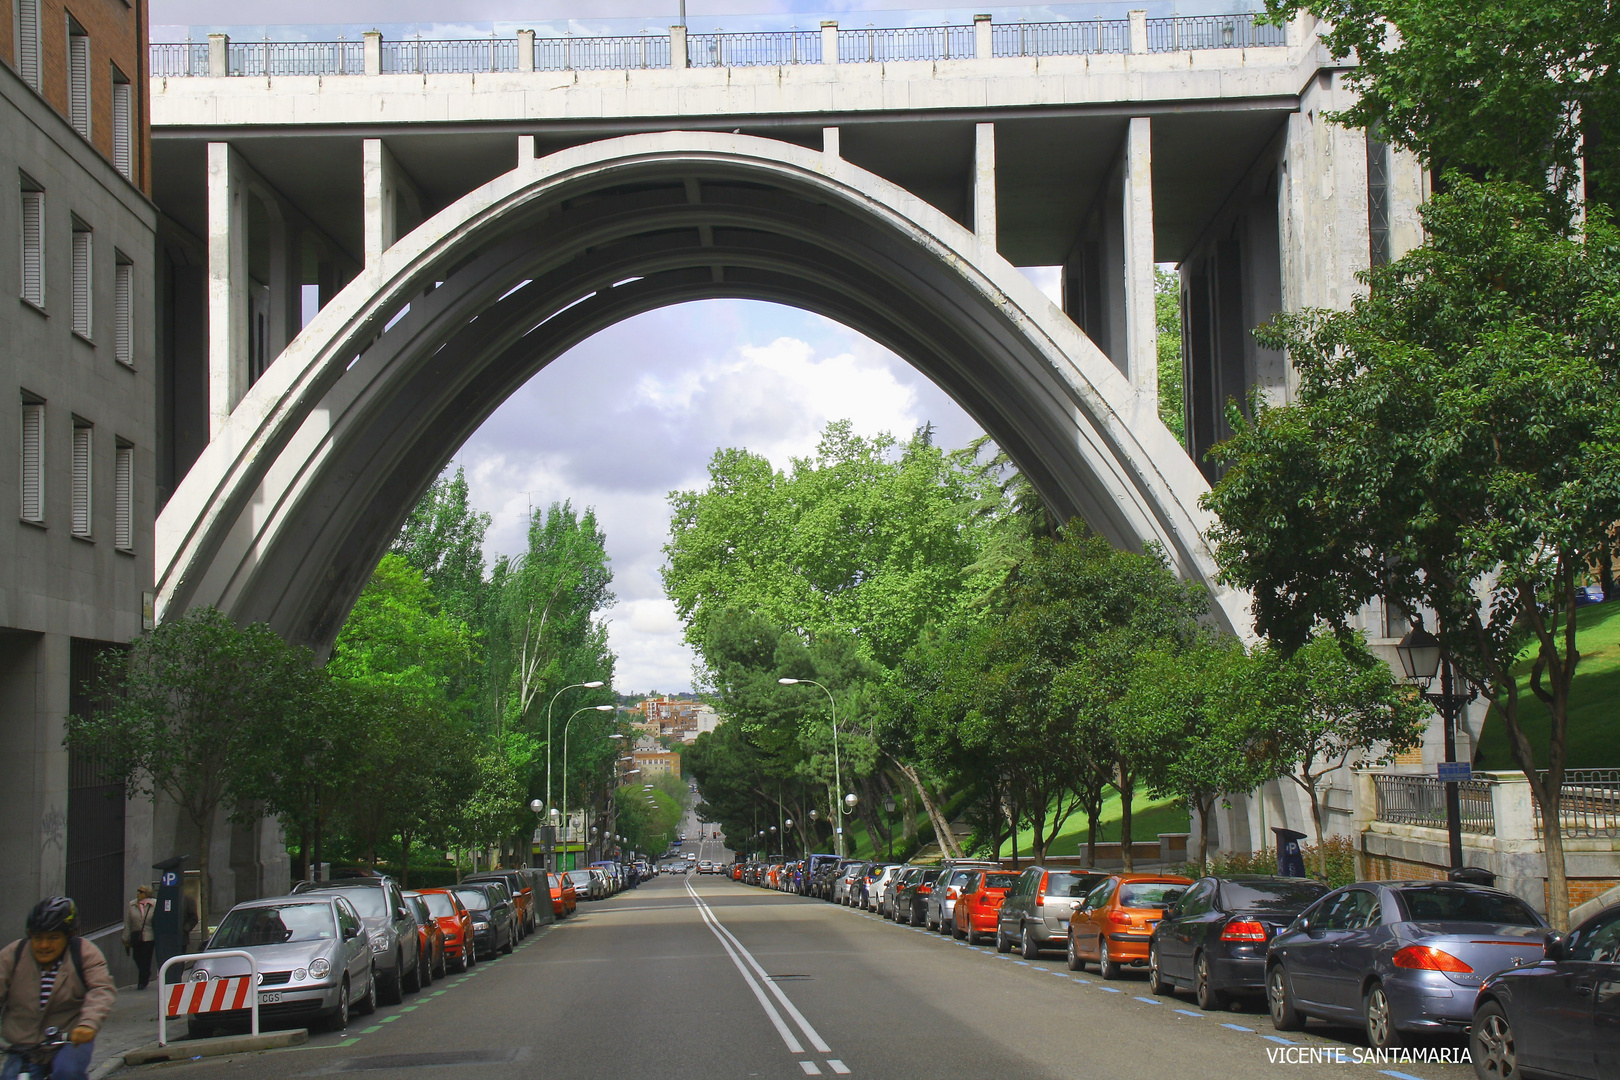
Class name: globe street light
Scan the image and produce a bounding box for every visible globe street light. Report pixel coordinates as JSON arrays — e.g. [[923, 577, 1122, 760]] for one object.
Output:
[[780, 677, 852, 855], [528, 798, 545, 867], [560, 705, 617, 871]]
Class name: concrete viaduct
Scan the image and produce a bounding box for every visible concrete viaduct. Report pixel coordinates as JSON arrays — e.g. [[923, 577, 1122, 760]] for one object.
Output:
[[147, 11, 1423, 657]]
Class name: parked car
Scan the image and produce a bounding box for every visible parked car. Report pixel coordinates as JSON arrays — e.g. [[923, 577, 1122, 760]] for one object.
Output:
[[698, 860, 716, 874], [872, 866, 907, 917], [188, 894, 376, 1036], [952, 870, 1022, 945], [1066, 874, 1193, 976], [549, 873, 577, 917], [926, 860, 1000, 931], [1147, 875, 1330, 1009], [291, 878, 423, 1003], [401, 891, 446, 984], [563, 868, 597, 901], [415, 888, 475, 972], [451, 883, 516, 959], [896, 868, 944, 926], [998, 866, 1114, 959], [463, 870, 536, 935], [1267, 881, 1548, 1048], [1469, 901, 1620, 1080]]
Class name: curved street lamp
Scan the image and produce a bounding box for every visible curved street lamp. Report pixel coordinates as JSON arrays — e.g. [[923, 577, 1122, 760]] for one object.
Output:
[[546, 681, 605, 827], [561, 706, 617, 870], [780, 677, 853, 854]]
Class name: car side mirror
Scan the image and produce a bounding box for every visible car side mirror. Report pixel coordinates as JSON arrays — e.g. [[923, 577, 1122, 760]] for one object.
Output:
[[343, 926, 357, 941], [1543, 931, 1567, 962], [397, 906, 410, 920], [1069, 900, 1081, 910]]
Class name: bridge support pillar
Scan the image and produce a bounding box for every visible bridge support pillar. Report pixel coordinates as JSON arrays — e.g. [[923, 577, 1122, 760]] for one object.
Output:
[[1123, 116, 1157, 405], [974, 122, 996, 253], [207, 142, 248, 436], [821, 22, 838, 64], [364, 139, 423, 268]]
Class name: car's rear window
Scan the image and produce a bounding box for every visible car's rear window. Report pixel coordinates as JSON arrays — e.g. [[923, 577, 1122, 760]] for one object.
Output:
[[981, 873, 1020, 890], [1397, 887, 1542, 926], [1048, 872, 1107, 898], [1220, 880, 1330, 912], [920, 870, 941, 882], [328, 888, 385, 918], [1119, 882, 1189, 909], [453, 888, 490, 912], [420, 893, 456, 918]]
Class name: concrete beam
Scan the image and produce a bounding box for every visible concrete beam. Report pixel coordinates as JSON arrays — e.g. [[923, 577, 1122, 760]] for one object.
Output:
[[363, 138, 423, 268], [974, 122, 996, 253], [1123, 116, 1157, 404], [207, 142, 248, 436]]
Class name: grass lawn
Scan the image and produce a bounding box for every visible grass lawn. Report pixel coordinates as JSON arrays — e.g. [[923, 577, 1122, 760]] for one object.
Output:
[[1475, 598, 1620, 770], [1002, 792, 1189, 859]]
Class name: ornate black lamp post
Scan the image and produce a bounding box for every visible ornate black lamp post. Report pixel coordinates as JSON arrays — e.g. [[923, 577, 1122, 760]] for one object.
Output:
[[1395, 625, 1478, 870]]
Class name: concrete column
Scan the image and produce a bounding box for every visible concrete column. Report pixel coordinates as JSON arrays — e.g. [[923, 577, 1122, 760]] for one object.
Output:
[[208, 34, 228, 77], [363, 31, 382, 76], [670, 26, 687, 70], [207, 142, 249, 436], [1490, 773, 1539, 843], [266, 213, 301, 364], [822, 126, 840, 163], [517, 134, 535, 163], [821, 21, 839, 65], [0, 634, 69, 937], [364, 139, 422, 267], [1129, 10, 1148, 54], [517, 29, 535, 72], [974, 121, 996, 252], [1123, 116, 1157, 404], [974, 14, 992, 59]]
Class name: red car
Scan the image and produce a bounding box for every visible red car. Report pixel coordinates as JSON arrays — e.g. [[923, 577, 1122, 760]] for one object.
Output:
[[952, 870, 1021, 945], [417, 888, 476, 972], [549, 873, 577, 918]]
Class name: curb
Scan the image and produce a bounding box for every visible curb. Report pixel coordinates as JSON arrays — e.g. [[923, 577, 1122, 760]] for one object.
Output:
[[89, 1055, 126, 1079], [121, 1028, 309, 1066]]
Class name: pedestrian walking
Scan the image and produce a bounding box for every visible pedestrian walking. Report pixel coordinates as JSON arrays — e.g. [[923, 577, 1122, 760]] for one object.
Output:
[[0, 897, 117, 1080], [122, 885, 157, 990]]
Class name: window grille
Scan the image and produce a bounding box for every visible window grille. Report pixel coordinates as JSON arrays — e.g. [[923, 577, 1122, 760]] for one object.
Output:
[[20, 400, 44, 521], [114, 442, 132, 550], [20, 186, 44, 307], [17, 0, 41, 89], [111, 73, 133, 180]]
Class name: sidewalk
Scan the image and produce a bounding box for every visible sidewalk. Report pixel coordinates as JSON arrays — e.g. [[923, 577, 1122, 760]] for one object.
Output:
[[88, 984, 160, 1079]]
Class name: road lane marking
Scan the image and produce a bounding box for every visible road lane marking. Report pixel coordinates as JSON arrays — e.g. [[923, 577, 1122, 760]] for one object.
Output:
[[1097, 986, 1123, 993], [799, 1062, 822, 1075], [827, 1061, 850, 1074], [1173, 1009, 1203, 1018], [685, 881, 805, 1053], [1220, 1023, 1252, 1032], [1378, 1073, 1426, 1080], [1262, 1036, 1296, 1045], [1134, 997, 1162, 1004]]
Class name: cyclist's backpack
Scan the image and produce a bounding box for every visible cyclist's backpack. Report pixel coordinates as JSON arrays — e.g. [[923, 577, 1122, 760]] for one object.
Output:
[[5, 937, 87, 1004]]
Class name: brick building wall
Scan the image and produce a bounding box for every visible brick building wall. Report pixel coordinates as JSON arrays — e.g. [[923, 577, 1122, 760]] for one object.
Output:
[[0, 1, 150, 193]]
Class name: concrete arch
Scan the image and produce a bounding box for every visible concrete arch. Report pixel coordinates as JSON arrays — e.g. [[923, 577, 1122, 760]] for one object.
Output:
[[156, 130, 1245, 651]]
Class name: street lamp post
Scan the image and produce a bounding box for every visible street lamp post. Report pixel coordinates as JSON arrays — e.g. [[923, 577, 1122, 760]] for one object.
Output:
[[545, 681, 604, 868], [529, 798, 544, 868], [784, 819, 793, 858], [561, 705, 617, 872], [1396, 625, 1478, 871], [883, 795, 896, 861], [779, 678, 856, 856]]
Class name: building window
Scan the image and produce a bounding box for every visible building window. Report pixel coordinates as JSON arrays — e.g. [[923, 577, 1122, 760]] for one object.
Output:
[[1366, 130, 1391, 268], [16, 0, 41, 91], [111, 69, 133, 181], [70, 419, 91, 536], [114, 254, 132, 365], [20, 182, 44, 307], [67, 19, 91, 141], [71, 218, 91, 339], [19, 398, 44, 522], [113, 441, 132, 550]]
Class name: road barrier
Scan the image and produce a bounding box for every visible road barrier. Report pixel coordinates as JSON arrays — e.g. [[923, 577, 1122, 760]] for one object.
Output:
[[157, 950, 260, 1046]]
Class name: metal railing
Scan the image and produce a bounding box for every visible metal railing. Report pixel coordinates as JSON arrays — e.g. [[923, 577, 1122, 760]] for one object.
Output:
[[839, 25, 975, 63], [150, 42, 209, 78], [993, 20, 1131, 58], [382, 38, 519, 75], [537, 33, 670, 71], [1146, 13, 1288, 52], [1538, 769, 1620, 838], [1373, 774, 1497, 835], [688, 30, 820, 68], [227, 40, 365, 77]]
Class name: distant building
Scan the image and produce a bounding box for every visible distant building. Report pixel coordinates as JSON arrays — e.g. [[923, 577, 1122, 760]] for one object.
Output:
[[633, 747, 682, 779]]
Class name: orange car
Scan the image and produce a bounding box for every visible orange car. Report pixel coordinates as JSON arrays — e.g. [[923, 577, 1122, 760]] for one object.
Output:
[[1066, 873, 1193, 979], [549, 873, 577, 918], [952, 869, 1022, 945], [417, 888, 477, 972]]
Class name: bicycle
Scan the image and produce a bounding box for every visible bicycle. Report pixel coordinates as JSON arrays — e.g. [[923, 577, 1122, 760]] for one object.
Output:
[[3, 1027, 69, 1080]]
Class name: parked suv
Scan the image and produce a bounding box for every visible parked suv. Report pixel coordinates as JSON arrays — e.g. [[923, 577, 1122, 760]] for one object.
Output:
[[925, 860, 1000, 931], [463, 870, 536, 935], [996, 866, 1111, 959], [292, 877, 423, 1004]]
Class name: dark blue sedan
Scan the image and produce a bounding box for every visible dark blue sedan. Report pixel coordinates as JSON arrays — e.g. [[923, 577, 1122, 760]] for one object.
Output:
[[1267, 881, 1548, 1048], [1469, 902, 1620, 1079]]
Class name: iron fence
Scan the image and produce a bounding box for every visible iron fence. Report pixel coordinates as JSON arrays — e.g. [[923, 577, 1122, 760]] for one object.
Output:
[[1373, 774, 1497, 835], [150, 42, 210, 78], [1538, 769, 1620, 838], [1146, 13, 1287, 52], [992, 20, 1131, 57], [688, 30, 821, 68], [839, 25, 975, 63], [381, 38, 519, 75], [536, 34, 671, 71], [227, 40, 365, 77]]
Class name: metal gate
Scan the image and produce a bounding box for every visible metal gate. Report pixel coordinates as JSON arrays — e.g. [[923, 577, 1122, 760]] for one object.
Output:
[[67, 639, 127, 931]]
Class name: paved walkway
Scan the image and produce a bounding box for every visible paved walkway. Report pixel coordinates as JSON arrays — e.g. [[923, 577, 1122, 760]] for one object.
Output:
[[88, 984, 160, 1078]]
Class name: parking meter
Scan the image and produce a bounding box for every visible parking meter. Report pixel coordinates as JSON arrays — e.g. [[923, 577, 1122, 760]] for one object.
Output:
[[152, 854, 188, 973]]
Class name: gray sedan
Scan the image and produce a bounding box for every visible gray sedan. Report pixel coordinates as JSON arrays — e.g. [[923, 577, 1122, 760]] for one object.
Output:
[[1267, 880, 1549, 1048], [187, 895, 376, 1036]]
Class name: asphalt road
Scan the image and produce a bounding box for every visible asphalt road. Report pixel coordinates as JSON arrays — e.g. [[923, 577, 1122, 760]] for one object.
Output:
[[127, 858, 1479, 1080]]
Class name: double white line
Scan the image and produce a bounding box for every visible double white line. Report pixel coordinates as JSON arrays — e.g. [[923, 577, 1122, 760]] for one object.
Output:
[[684, 876, 850, 1075]]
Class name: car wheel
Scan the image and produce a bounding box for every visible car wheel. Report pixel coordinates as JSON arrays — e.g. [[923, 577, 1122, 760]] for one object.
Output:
[[435, 948, 447, 980], [354, 964, 377, 1015], [1194, 953, 1226, 1010], [1364, 981, 1401, 1049], [1268, 964, 1304, 1031], [1021, 924, 1041, 960], [1148, 945, 1173, 995], [325, 978, 350, 1032], [953, 919, 966, 941], [1470, 1000, 1517, 1080], [996, 925, 1013, 954], [1067, 931, 1085, 972], [1098, 938, 1120, 980], [502, 929, 515, 955], [402, 949, 421, 993], [379, 962, 404, 1006], [419, 950, 433, 987]]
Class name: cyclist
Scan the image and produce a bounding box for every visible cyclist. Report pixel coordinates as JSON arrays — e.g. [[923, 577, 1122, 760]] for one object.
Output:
[[0, 898, 117, 1080]]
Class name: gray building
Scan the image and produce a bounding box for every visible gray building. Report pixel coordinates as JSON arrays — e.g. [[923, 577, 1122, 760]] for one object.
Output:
[[0, 6, 156, 970]]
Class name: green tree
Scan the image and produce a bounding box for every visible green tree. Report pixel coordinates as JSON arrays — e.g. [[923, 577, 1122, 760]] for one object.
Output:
[[1156, 267, 1186, 445], [1204, 180, 1620, 925], [392, 466, 491, 629]]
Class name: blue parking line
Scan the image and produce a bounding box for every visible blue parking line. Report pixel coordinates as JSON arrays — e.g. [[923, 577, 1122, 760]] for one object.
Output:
[[1097, 986, 1123, 993], [1220, 1023, 1252, 1032], [1261, 1035, 1295, 1045], [1134, 997, 1162, 1005], [1172, 1009, 1202, 1018], [1378, 1073, 1426, 1080], [1013, 961, 1030, 966]]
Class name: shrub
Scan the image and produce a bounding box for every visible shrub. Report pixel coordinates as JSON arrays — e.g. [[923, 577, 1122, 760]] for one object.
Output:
[[1170, 834, 1358, 889]]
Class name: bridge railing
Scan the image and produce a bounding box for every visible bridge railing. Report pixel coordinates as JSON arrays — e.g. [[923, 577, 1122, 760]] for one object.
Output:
[[152, 13, 1291, 78]]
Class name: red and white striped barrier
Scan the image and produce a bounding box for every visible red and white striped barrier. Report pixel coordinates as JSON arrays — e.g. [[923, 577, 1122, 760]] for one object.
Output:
[[156, 950, 260, 1045]]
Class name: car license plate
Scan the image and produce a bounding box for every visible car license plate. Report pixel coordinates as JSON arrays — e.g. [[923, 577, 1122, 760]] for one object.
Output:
[[1146, 921, 1158, 931], [259, 992, 282, 1004]]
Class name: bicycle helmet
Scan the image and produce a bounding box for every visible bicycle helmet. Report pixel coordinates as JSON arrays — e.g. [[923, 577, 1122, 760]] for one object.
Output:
[[26, 896, 77, 936]]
